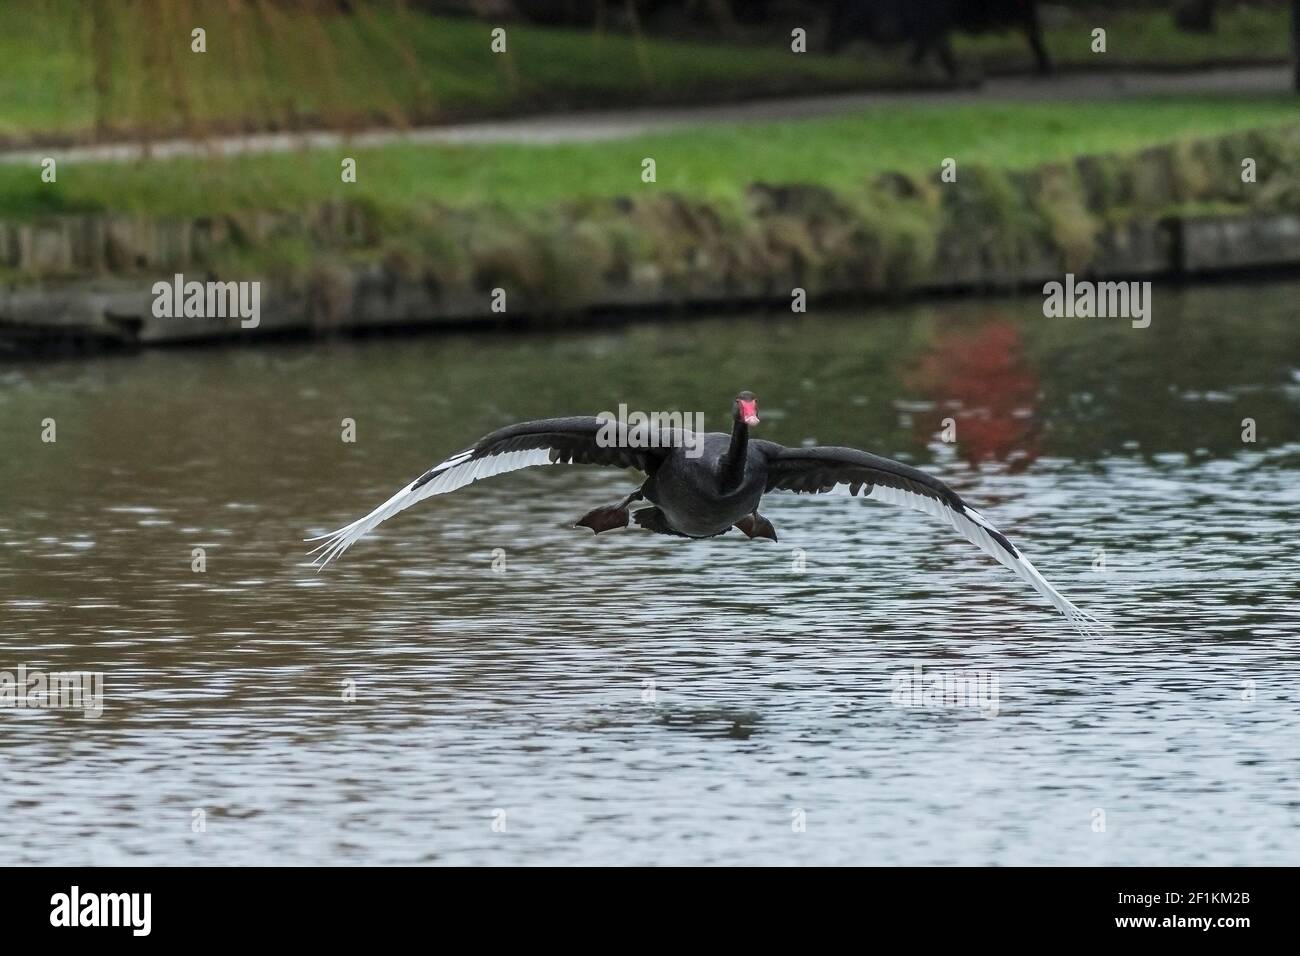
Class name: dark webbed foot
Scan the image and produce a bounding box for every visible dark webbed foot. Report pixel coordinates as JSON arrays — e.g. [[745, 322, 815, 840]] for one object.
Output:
[[735, 512, 777, 542], [576, 505, 630, 534], [575, 489, 643, 535]]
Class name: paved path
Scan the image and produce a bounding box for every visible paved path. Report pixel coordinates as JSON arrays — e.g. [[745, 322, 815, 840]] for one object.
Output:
[[0, 65, 1289, 165]]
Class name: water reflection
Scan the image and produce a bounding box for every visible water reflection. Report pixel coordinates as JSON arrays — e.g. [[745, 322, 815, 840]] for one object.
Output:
[[1, 280, 1298, 864], [906, 317, 1041, 469]]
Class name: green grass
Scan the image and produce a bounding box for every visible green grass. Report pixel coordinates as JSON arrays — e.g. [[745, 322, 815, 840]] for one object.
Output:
[[959, 5, 1291, 68], [2, 95, 1295, 222], [0, 2, 904, 143], [0, 2, 1292, 144]]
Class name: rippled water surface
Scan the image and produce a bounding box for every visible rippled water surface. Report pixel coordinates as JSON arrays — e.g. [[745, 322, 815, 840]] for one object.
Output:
[[2, 281, 1299, 865]]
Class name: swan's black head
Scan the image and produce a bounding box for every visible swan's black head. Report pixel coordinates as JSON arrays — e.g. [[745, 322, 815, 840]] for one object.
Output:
[[734, 390, 760, 427]]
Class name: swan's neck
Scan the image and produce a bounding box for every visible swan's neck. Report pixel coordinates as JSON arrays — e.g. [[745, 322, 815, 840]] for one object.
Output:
[[720, 417, 748, 492]]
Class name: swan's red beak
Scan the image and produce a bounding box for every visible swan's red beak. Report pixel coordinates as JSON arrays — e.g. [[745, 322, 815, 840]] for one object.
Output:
[[739, 398, 760, 426]]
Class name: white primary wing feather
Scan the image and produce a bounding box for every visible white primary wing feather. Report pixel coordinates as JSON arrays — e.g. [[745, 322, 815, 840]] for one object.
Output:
[[306, 446, 558, 568], [818, 481, 1105, 636]]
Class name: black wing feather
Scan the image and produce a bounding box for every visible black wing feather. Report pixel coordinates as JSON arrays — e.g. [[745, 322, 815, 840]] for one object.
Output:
[[755, 441, 1018, 557], [412, 416, 677, 491]]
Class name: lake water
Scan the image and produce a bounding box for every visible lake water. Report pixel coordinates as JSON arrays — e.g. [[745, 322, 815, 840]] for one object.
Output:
[[2, 280, 1298, 865]]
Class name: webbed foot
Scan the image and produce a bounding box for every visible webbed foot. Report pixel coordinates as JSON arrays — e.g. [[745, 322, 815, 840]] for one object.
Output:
[[735, 512, 777, 542], [575, 505, 631, 534]]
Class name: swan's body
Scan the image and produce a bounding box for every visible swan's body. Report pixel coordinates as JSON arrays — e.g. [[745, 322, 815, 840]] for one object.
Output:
[[642, 432, 763, 537]]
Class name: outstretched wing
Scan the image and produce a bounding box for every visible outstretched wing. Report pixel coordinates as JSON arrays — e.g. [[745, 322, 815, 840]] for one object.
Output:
[[308, 416, 685, 568], [757, 442, 1104, 635]]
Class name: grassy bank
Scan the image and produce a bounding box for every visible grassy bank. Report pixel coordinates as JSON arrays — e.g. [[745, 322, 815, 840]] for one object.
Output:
[[2, 95, 1296, 223], [0, 2, 1292, 145], [0, 3, 940, 143], [3, 118, 1299, 346], [956, 4, 1290, 70]]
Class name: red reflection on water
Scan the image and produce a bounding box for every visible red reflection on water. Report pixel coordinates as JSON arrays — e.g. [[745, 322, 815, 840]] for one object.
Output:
[[907, 318, 1041, 470]]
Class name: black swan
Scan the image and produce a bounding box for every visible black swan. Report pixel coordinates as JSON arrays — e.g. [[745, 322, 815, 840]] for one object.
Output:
[[308, 391, 1101, 633]]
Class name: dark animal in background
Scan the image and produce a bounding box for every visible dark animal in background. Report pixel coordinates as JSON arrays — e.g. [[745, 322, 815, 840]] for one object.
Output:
[[825, 0, 1051, 79], [1173, 0, 1216, 33]]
